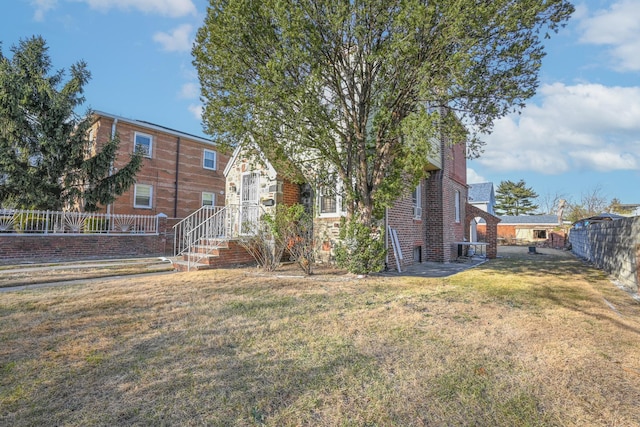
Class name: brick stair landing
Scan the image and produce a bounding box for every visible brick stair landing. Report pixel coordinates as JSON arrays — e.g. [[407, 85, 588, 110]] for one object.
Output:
[[172, 240, 256, 272]]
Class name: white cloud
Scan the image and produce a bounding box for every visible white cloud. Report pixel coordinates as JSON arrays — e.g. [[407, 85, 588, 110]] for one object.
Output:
[[179, 82, 199, 99], [466, 168, 487, 184], [31, 0, 57, 21], [479, 82, 640, 174], [188, 104, 202, 120], [75, 0, 196, 17], [579, 0, 640, 71], [153, 24, 193, 52], [569, 149, 638, 171]]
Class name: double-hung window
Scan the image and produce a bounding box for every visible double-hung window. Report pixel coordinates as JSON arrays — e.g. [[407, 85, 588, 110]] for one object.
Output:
[[202, 192, 215, 206], [134, 184, 153, 209], [412, 183, 422, 219], [318, 176, 345, 217], [203, 149, 217, 170], [134, 132, 153, 158]]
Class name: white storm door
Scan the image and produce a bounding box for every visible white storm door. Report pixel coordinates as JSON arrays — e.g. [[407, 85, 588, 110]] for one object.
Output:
[[240, 172, 260, 234]]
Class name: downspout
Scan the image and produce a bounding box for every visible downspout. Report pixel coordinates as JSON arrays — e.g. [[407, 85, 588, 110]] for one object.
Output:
[[107, 118, 118, 215], [174, 137, 181, 218], [384, 207, 389, 270]]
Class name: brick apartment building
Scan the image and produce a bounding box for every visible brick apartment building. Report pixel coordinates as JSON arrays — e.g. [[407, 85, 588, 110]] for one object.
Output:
[[90, 111, 229, 219]]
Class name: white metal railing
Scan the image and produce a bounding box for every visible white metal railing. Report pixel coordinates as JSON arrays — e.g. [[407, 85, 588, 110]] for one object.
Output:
[[173, 204, 266, 270], [0, 208, 159, 235], [173, 205, 224, 257]]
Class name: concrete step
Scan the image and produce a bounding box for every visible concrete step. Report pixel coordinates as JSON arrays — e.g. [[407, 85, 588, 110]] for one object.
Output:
[[199, 239, 229, 248], [175, 240, 257, 271], [172, 259, 211, 272], [191, 245, 222, 256], [182, 252, 218, 265]]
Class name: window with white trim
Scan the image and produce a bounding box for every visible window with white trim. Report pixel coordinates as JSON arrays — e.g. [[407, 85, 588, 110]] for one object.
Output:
[[412, 183, 422, 219], [134, 184, 153, 209], [455, 190, 461, 223], [134, 132, 152, 158], [202, 191, 216, 206], [318, 178, 345, 217], [203, 149, 217, 170]]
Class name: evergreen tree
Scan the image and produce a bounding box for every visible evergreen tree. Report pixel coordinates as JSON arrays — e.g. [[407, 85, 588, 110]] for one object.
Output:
[[494, 179, 539, 216], [0, 36, 142, 211]]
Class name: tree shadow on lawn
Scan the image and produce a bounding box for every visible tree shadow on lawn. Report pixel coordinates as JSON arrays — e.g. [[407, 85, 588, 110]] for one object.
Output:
[[461, 248, 640, 336]]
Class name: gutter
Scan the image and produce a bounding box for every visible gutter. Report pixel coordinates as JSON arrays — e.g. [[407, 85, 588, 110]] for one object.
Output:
[[107, 117, 118, 215]]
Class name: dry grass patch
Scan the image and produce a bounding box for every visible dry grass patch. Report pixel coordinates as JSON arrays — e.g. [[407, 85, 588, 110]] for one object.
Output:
[[1, 250, 639, 426], [0, 259, 174, 288]]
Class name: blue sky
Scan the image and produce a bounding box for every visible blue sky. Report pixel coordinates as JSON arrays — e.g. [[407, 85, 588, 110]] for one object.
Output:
[[1, 0, 638, 207]]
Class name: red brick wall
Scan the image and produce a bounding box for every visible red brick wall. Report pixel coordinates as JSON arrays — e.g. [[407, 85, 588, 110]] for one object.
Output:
[[387, 184, 427, 269], [208, 241, 257, 268], [388, 138, 468, 266], [282, 180, 301, 206], [92, 117, 230, 219], [0, 217, 174, 264], [422, 140, 468, 263]]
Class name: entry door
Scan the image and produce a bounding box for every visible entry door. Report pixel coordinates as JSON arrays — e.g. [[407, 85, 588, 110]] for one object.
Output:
[[240, 172, 260, 234]]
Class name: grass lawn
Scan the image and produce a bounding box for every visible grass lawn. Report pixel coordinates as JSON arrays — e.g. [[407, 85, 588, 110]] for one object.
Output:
[[0, 258, 175, 288], [1, 248, 639, 426]]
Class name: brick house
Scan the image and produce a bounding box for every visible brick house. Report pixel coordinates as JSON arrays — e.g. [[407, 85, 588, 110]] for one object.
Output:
[[222, 131, 479, 270], [89, 111, 229, 219], [492, 215, 562, 244]]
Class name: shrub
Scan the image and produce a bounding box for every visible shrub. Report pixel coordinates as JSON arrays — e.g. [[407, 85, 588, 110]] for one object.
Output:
[[237, 211, 285, 272], [238, 204, 316, 274], [335, 218, 386, 274], [277, 204, 315, 275]]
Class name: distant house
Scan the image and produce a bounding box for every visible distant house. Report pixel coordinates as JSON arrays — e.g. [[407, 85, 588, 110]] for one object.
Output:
[[494, 214, 561, 244], [89, 111, 229, 219], [468, 182, 496, 215]]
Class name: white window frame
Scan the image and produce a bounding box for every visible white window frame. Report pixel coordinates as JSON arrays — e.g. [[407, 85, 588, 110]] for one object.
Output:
[[412, 183, 422, 219], [317, 176, 346, 218], [134, 132, 153, 158], [455, 190, 461, 223], [202, 191, 216, 206], [203, 149, 217, 170], [134, 184, 153, 209]]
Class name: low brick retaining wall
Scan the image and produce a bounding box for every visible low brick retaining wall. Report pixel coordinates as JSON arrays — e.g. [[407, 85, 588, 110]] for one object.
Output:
[[569, 216, 640, 293], [0, 217, 178, 265]]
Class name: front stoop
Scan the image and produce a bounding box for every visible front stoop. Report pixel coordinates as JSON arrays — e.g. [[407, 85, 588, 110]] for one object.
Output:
[[172, 240, 256, 272]]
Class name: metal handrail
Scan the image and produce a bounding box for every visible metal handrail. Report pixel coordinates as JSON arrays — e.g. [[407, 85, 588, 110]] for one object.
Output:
[[173, 204, 267, 270], [173, 205, 223, 256]]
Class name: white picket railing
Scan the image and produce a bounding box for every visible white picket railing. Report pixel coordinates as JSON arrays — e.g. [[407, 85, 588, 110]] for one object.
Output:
[[0, 208, 159, 235]]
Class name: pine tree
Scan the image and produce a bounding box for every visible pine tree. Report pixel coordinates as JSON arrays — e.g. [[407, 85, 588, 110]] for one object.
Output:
[[0, 36, 142, 212], [494, 180, 539, 216]]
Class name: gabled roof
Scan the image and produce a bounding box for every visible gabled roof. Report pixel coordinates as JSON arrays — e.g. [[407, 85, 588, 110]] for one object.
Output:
[[499, 215, 559, 225], [223, 142, 277, 178], [468, 182, 494, 203]]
